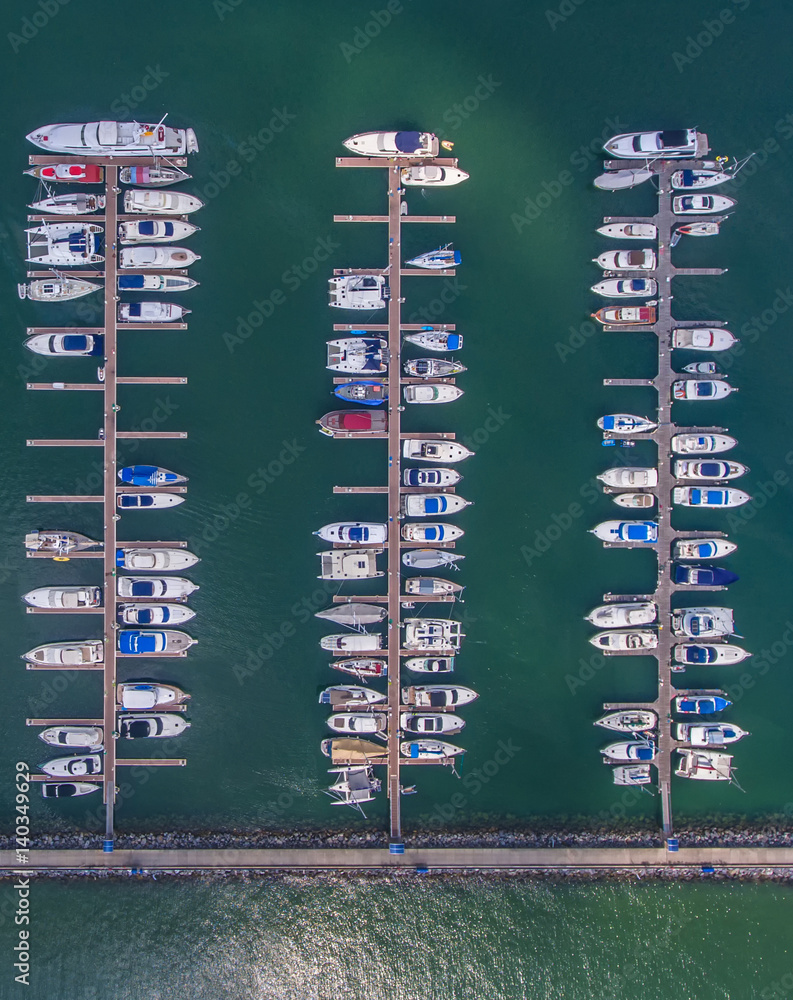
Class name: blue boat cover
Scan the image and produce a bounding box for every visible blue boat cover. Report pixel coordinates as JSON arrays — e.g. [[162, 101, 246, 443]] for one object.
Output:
[[705, 491, 723, 504], [696, 382, 715, 396], [626, 525, 650, 540], [115, 549, 127, 567], [405, 471, 421, 486], [118, 275, 145, 289], [686, 647, 712, 664], [661, 130, 688, 146], [424, 498, 441, 515], [136, 609, 155, 625], [636, 747, 654, 761], [130, 582, 154, 597], [446, 334, 461, 350], [690, 489, 703, 504], [452, 251, 462, 264], [62, 335, 88, 352], [119, 631, 159, 654], [682, 197, 694, 210], [163, 222, 174, 236], [695, 542, 715, 557], [395, 131, 421, 153], [699, 462, 721, 477], [348, 527, 368, 542], [712, 568, 739, 585], [602, 416, 616, 430], [118, 495, 138, 508], [138, 221, 156, 234], [681, 169, 696, 186], [127, 302, 143, 317], [424, 527, 440, 541], [68, 234, 86, 252], [414, 580, 434, 594], [120, 465, 158, 486], [410, 744, 420, 758]]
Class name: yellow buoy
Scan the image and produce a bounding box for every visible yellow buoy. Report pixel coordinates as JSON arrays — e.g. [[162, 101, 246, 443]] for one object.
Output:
[[53, 556, 70, 562]]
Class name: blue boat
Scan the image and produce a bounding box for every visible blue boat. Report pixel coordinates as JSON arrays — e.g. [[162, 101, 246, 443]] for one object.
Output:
[[673, 565, 739, 587], [118, 465, 187, 486], [117, 629, 196, 654], [334, 380, 388, 405], [675, 695, 732, 715]]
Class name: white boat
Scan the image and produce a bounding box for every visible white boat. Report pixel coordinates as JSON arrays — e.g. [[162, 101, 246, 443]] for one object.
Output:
[[403, 439, 474, 463], [612, 765, 652, 786], [119, 246, 200, 268], [40, 754, 102, 777], [316, 603, 387, 627], [123, 190, 204, 214], [25, 163, 104, 183], [594, 710, 657, 733], [328, 274, 388, 310], [592, 305, 657, 326], [591, 278, 657, 298], [676, 222, 721, 237], [402, 494, 471, 517], [400, 712, 464, 735], [25, 530, 101, 553], [117, 683, 190, 710], [597, 223, 657, 240], [673, 195, 736, 215], [401, 164, 468, 186], [673, 487, 751, 508], [672, 379, 735, 401], [589, 520, 658, 543], [671, 434, 737, 454], [23, 640, 103, 665], [119, 714, 191, 739], [329, 658, 387, 682], [18, 277, 101, 302], [404, 385, 464, 404], [117, 629, 196, 655], [119, 220, 199, 243], [671, 607, 736, 638], [589, 629, 658, 651], [598, 467, 657, 489], [682, 361, 721, 375], [116, 548, 200, 571], [597, 414, 657, 435], [675, 749, 733, 781], [403, 656, 455, 673], [314, 522, 387, 544], [593, 167, 654, 190], [39, 726, 103, 750], [317, 550, 383, 580], [402, 685, 478, 707], [117, 576, 198, 599], [27, 121, 198, 156], [603, 128, 699, 159], [671, 168, 732, 190], [343, 131, 440, 157], [673, 643, 750, 666], [319, 686, 387, 708], [120, 165, 192, 187], [404, 577, 464, 597], [404, 331, 463, 351], [327, 338, 388, 373], [402, 549, 465, 570], [326, 766, 382, 812], [29, 193, 105, 215], [600, 740, 656, 762], [404, 358, 466, 378], [403, 468, 462, 487], [327, 713, 387, 734], [23, 585, 102, 609], [672, 328, 737, 351], [403, 618, 464, 650], [401, 523, 464, 542], [118, 273, 198, 293], [674, 460, 748, 481], [25, 333, 103, 357], [26, 223, 103, 265], [585, 602, 657, 628], [320, 738, 389, 765], [400, 740, 464, 759], [594, 249, 656, 271], [674, 538, 737, 560], [675, 723, 749, 746], [117, 603, 195, 625], [613, 493, 656, 509], [118, 302, 190, 323], [405, 245, 460, 270], [41, 782, 100, 798], [321, 634, 383, 653]]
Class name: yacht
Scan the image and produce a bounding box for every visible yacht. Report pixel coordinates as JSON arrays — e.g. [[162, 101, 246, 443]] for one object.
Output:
[[117, 629, 196, 655], [403, 468, 462, 487], [320, 634, 384, 653], [675, 723, 749, 746], [404, 332, 463, 351], [671, 607, 736, 638], [39, 726, 103, 750], [23, 640, 103, 666], [120, 165, 192, 186], [589, 629, 658, 651], [119, 714, 191, 739], [403, 384, 464, 404], [673, 194, 736, 214], [18, 277, 101, 302], [600, 740, 656, 762], [674, 538, 737, 560], [673, 643, 750, 666], [26, 120, 198, 156], [405, 246, 461, 270], [403, 618, 464, 650], [592, 305, 657, 326], [589, 520, 658, 543], [29, 193, 104, 215], [117, 576, 198, 600], [25, 333, 104, 357], [343, 131, 440, 157], [593, 167, 653, 190], [117, 603, 195, 625], [116, 548, 200, 571], [674, 460, 748, 480], [674, 692, 732, 714], [672, 379, 735, 400], [585, 602, 657, 628], [317, 549, 383, 580], [671, 433, 737, 454], [314, 522, 387, 544], [603, 128, 699, 158], [401, 164, 468, 186], [403, 439, 474, 463], [327, 338, 389, 373], [672, 328, 737, 351], [594, 710, 657, 733], [673, 487, 751, 508], [119, 246, 201, 268], [118, 302, 190, 323], [328, 274, 388, 309], [594, 249, 656, 271], [598, 467, 657, 489], [402, 549, 465, 570], [591, 278, 657, 298], [25, 530, 101, 554], [596, 223, 657, 239], [400, 740, 465, 759], [315, 603, 387, 627], [118, 220, 199, 243], [671, 167, 732, 190], [23, 585, 102, 609], [401, 494, 471, 517], [675, 749, 734, 781], [123, 190, 204, 214], [401, 522, 464, 542], [26, 223, 103, 265], [402, 685, 478, 707], [25, 163, 103, 183], [597, 414, 657, 434]]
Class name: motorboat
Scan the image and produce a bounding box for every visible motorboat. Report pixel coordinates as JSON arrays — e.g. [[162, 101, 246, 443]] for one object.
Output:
[[403, 618, 464, 650], [675, 723, 749, 746], [672, 328, 736, 351], [672, 564, 739, 587], [673, 643, 750, 666], [317, 410, 387, 436], [594, 709, 657, 733], [25, 530, 101, 553], [314, 522, 388, 544], [672, 379, 735, 400], [597, 223, 657, 239], [117, 576, 198, 599], [673, 195, 735, 214], [597, 414, 657, 434], [117, 493, 185, 510], [118, 220, 199, 243], [612, 765, 652, 786], [404, 385, 464, 404], [329, 658, 388, 681], [585, 602, 657, 628], [591, 278, 658, 298], [27, 120, 198, 156], [25, 333, 104, 357], [326, 766, 382, 812], [343, 131, 440, 157], [589, 520, 658, 543], [402, 494, 471, 517], [328, 274, 388, 310], [674, 460, 747, 480], [676, 749, 734, 780], [118, 301, 189, 323], [671, 607, 736, 638], [41, 782, 99, 798], [117, 629, 196, 655], [120, 165, 192, 187], [674, 692, 732, 714], [117, 603, 195, 625], [334, 381, 388, 405], [327, 713, 387, 734], [123, 190, 204, 214], [400, 740, 464, 759], [682, 362, 722, 375], [401, 523, 464, 542], [403, 358, 466, 378], [600, 740, 656, 762], [674, 538, 737, 560], [671, 168, 732, 190], [39, 726, 103, 750], [23, 640, 103, 665], [401, 164, 468, 186], [118, 274, 198, 293], [592, 306, 656, 326], [403, 468, 462, 487], [404, 656, 455, 673], [402, 549, 465, 569], [29, 193, 105, 215], [405, 245, 461, 270], [317, 550, 383, 580], [26, 223, 103, 265], [400, 712, 465, 735], [603, 129, 699, 159], [402, 685, 478, 707], [40, 754, 102, 777], [315, 603, 387, 627], [613, 493, 656, 508], [18, 277, 101, 302], [23, 585, 102, 609], [598, 467, 658, 489], [593, 167, 653, 190], [119, 465, 187, 486], [119, 246, 200, 268], [671, 434, 737, 454], [589, 629, 658, 651], [25, 163, 103, 183], [320, 738, 389, 765], [119, 714, 191, 739], [594, 249, 656, 271], [319, 686, 387, 708], [327, 338, 389, 373], [116, 548, 200, 571], [404, 577, 464, 597], [117, 682, 189, 710], [403, 439, 474, 463], [404, 331, 463, 351], [676, 222, 721, 237], [673, 487, 751, 508]]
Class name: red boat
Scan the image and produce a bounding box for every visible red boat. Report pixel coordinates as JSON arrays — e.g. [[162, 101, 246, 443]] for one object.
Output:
[[317, 410, 388, 437], [25, 164, 104, 184], [592, 305, 657, 327], [329, 658, 388, 680]]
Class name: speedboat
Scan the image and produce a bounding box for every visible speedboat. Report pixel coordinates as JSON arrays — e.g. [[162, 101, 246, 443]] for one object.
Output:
[[613, 493, 656, 508], [594, 249, 656, 271], [27, 120, 198, 156], [682, 362, 721, 375], [23, 585, 102, 609], [25, 530, 101, 553], [402, 494, 471, 517], [120, 165, 192, 187], [123, 190, 204, 214], [589, 520, 658, 543], [119, 465, 187, 486], [404, 577, 464, 597], [315, 603, 387, 627], [318, 550, 383, 581], [676, 222, 721, 237], [119, 714, 191, 739], [671, 434, 737, 454], [319, 686, 387, 708], [403, 358, 466, 378], [598, 467, 658, 489], [327, 338, 389, 373], [118, 274, 198, 293], [404, 331, 463, 351], [329, 658, 388, 681], [118, 220, 199, 243], [598, 414, 657, 434], [403, 439, 474, 463], [117, 683, 190, 709], [594, 709, 657, 733], [672, 564, 739, 587], [402, 685, 478, 707], [675, 693, 732, 715], [117, 576, 198, 599], [25, 333, 104, 357], [343, 131, 439, 157], [116, 548, 200, 571], [592, 305, 657, 326], [117, 629, 196, 655], [39, 726, 103, 750], [400, 740, 464, 759], [674, 538, 737, 560], [314, 522, 388, 544], [585, 602, 657, 628], [673, 487, 751, 508], [591, 278, 658, 298], [41, 782, 99, 798], [603, 129, 699, 159], [25, 163, 103, 183], [673, 195, 736, 214], [26, 223, 103, 265], [18, 277, 101, 302], [401, 523, 464, 542], [117, 603, 195, 625], [672, 328, 736, 351], [600, 740, 656, 762], [403, 468, 462, 487], [672, 607, 736, 638], [327, 713, 387, 734], [403, 618, 465, 650], [405, 246, 460, 269], [675, 723, 749, 746], [673, 643, 750, 666], [23, 640, 103, 665], [318, 411, 388, 437], [596, 223, 657, 239], [671, 168, 732, 190], [334, 381, 388, 405], [320, 738, 389, 765], [593, 167, 653, 190], [40, 754, 102, 777], [589, 629, 658, 651], [328, 274, 388, 310], [404, 656, 455, 673], [401, 164, 468, 186], [612, 765, 653, 786], [117, 493, 184, 510], [119, 246, 200, 268], [29, 193, 105, 215], [119, 300, 190, 323], [404, 385, 464, 404], [676, 749, 734, 780], [400, 712, 465, 735], [672, 379, 735, 400], [402, 549, 465, 569], [674, 460, 748, 480]]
